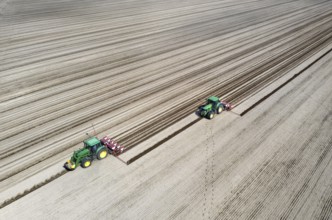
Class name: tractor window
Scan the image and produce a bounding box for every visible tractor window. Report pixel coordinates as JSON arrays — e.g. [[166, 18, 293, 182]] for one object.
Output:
[[208, 100, 216, 106], [91, 145, 98, 153], [208, 100, 216, 105]]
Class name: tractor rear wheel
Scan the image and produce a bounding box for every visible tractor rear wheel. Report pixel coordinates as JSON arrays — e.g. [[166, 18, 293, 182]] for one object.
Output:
[[207, 111, 214, 119], [217, 106, 223, 114], [97, 148, 108, 160], [81, 158, 92, 168]]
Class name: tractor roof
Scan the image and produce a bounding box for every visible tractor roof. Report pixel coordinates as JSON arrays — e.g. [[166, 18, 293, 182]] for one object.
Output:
[[84, 137, 100, 146], [207, 96, 220, 102]]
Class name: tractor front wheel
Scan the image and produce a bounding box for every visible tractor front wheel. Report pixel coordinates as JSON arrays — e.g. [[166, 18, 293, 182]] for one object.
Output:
[[64, 161, 76, 171], [207, 111, 215, 119], [81, 158, 92, 168], [97, 148, 108, 160]]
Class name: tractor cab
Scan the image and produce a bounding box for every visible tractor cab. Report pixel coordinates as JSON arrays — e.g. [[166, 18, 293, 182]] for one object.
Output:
[[84, 137, 102, 153], [207, 96, 220, 107]]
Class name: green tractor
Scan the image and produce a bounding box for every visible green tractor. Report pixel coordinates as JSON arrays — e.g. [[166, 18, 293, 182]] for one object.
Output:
[[64, 136, 108, 170], [198, 96, 224, 119]]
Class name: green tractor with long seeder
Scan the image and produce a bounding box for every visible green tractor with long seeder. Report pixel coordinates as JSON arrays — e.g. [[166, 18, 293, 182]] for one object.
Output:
[[64, 136, 108, 170], [198, 96, 232, 119]]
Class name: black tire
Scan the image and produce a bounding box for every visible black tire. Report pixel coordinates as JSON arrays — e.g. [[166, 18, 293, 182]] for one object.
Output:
[[64, 162, 76, 171], [97, 148, 108, 160], [207, 111, 215, 119], [81, 158, 92, 168]]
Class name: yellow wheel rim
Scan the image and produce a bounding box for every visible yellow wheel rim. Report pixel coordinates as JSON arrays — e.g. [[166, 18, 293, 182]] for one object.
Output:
[[84, 161, 91, 167], [100, 150, 107, 159], [71, 164, 76, 169]]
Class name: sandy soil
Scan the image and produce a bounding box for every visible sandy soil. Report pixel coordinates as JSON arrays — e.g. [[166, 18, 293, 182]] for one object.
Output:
[[1, 0, 332, 219], [1, 39, 332, 220]]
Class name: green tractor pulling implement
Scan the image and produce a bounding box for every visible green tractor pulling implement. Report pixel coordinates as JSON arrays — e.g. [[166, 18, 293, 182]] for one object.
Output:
[[65, 136, 123, 170], [198, 96, 232, 119], [64, 96, 231, 171]]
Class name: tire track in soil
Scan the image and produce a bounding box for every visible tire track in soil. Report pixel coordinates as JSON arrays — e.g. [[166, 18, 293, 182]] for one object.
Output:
[[209, 122, 216, 219], [202, 121, 216, 219], [202, 122, 210, 219]]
